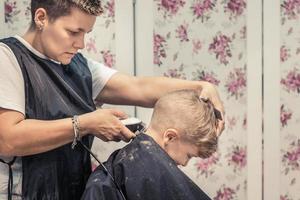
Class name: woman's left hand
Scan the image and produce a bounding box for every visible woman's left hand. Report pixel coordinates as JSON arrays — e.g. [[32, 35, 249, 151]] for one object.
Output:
[[199, 81, 225, 136]]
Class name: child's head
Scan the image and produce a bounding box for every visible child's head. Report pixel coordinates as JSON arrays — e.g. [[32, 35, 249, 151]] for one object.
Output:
[[147, 89, 219, 166]]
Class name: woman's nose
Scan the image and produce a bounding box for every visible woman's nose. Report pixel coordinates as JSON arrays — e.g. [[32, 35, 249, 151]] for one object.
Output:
[[74, 36, 85, 49]]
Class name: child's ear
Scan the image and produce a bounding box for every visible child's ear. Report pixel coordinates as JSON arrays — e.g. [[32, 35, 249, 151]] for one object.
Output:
[[163, 129, 179, 144]]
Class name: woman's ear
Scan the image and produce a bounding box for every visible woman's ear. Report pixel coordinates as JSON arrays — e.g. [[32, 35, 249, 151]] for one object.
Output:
[[34, 8, 48, 30], [163, 128, 179, 145]]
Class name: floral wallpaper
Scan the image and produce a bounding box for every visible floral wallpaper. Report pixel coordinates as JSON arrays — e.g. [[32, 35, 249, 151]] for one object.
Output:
[[80, 0, 116, 67], [153, 0, 247, 199], [280, 1, 300, 200], [2, 0, 300, 199], [3, 0, 116, 67]]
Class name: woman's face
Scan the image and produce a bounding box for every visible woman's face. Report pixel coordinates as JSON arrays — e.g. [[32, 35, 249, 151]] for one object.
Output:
[[38, 7, 96, 64]]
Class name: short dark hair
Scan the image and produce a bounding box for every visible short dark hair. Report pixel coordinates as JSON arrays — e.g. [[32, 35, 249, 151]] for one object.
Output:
[[30, 0, 103, 28]]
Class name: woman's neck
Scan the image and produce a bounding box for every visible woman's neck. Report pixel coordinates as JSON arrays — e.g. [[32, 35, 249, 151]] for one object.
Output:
[[22, 30, 44, 55]]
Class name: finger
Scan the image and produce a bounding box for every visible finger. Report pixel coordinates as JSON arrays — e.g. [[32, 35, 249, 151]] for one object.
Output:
[[216, 120, 225, 136], [112, 137, 122, 142], [101, 133, 121, 142], [214, 109, 222, 120], [111, 131, 125, 142], [199, 96, 208, 101], [214, 104, 225, 121], [108, 109, 128, 119], [97, 135, 109, 142], [219, 105, 225, 117], [120, 125, 136, 142]]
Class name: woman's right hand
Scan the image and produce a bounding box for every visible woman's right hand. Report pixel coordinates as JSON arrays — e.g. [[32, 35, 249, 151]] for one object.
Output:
[[79, 109, 136, 142]]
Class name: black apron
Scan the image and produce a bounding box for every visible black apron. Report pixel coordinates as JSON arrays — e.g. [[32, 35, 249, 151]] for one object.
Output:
[[1, 37, 96, 200], [81, 133, 212, 200]]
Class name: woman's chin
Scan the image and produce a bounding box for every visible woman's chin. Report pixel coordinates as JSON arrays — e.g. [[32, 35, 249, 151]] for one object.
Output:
[[60, 58, 72, 65]]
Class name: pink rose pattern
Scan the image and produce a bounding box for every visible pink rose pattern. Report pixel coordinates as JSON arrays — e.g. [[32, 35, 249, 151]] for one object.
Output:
[[226, 146, 247, 173], [209, 34, 233, 65], [176, 22, 189, 42], [154, 33, 168, 66], [281, 0, 300, 198], [280, 104, 292, 127], [5, 0, 20, 24], [282, 140, 300, 175], [223, 0, 246, 19], [281, 68, 300, 93], [156, 0, 186, 18], [192, 69, 221, 85], [225, 68, 246, 99], [195, 153, 220, 178], [101, 50, 115, 68], [191, 0, 217, 22], [281, 0, 300, 24], [213, 185, 238, 200]]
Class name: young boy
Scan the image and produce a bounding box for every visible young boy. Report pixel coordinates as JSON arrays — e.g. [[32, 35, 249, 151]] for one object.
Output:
[[82, 89, 219, 200]]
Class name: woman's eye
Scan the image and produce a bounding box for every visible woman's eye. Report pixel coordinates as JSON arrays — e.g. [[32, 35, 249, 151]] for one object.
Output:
[[68, 30, 79, 35]]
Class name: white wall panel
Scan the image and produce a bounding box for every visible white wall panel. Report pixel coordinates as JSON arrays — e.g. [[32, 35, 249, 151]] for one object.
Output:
[[135, 0, 154, 123], [263, 0, 281, 199], [247, 0, 263, 199], [106, 0, 135, 117]]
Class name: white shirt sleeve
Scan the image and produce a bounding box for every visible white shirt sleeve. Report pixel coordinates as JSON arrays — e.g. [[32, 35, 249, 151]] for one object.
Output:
[[0, 43, 25, 115], [86, 58, 117, 101]]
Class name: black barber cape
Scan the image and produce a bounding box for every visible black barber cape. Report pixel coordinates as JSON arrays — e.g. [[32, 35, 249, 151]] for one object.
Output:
[[1, 37, 96, 200], [81, 133, 211, 200]]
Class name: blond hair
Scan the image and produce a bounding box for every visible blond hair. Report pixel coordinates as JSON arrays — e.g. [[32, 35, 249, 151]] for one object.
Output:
[[149, 89, 218, 158]]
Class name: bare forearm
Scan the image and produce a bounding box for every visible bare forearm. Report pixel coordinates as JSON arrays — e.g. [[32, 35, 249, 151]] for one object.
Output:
[[0, 118, 75, 156], [134, 76, 206, 107], [0, 108, 136, 157], [98, 74, 207, 108]]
